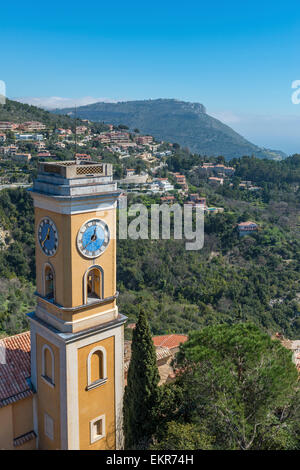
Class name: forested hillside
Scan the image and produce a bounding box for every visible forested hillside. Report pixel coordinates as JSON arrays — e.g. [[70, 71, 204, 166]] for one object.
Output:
[[53, 99, 285, 160], [0, 152, 299, 339], [0, 189, 35, 335], [0, 95, 298, 338], [0, 99, 108, 132]]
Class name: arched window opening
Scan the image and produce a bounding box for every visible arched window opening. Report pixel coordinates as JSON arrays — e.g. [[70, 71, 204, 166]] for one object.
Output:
[[86, 267, 103, 303], [90, 350, 104, 383], [42, 344, 55, 387], [87, 346, 107, 390], [44, 265, 54, 300], [44, 348, 53, 382]]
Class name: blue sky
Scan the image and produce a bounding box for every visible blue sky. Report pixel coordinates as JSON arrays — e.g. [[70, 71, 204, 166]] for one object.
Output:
[[1, 0, 300, 153]]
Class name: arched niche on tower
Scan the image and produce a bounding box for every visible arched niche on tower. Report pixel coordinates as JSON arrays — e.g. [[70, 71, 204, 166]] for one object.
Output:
[[83, 265, 104, 305], [86, 345, 107, 390], [41, 343, 55, 387], [43, 262, 55, 301]]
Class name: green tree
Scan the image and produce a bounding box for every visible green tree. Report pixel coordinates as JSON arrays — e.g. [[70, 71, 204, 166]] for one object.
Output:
[[123, 309, 160, 449], [151, 421, 214, 450], [174, 323, 300, 450]]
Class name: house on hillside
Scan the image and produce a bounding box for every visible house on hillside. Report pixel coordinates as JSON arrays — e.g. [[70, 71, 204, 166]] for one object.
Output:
[[124, 334, 188, 386], [208, 176, 224, 185], [12, 153, 32, 162], [237, 221, 258, 236]]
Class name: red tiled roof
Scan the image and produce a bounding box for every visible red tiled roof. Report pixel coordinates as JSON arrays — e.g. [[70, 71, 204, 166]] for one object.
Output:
[[0, 331, 33, 408], [237, 221, 258, 227], [152, 334, 188, 350], [123, 341, 171, 373]]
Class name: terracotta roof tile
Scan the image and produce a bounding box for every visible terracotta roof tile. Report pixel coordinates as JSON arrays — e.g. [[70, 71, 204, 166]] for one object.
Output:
[[0, 331, 33, 408], [152, 334, 188, 350], [123, 341, 172, 372]]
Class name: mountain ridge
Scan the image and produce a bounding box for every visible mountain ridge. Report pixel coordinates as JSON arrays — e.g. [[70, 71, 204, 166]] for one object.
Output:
[[53, 98, 286, 160]]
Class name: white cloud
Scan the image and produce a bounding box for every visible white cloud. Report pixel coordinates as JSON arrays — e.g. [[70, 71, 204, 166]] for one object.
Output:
[[13, 96, 117, 109]]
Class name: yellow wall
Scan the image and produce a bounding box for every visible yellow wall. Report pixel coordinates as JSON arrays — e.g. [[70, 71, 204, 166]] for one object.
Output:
[[77, 336, 115, 450], [0, 404, 14, 450], [0, 396, 35, 450], [12, 396, 34, 438], [35, 206, 116, 315], [36, 333, 61, 450]]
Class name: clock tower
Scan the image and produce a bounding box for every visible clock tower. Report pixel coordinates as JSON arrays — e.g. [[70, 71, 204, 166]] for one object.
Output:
[[28, 161, 126, 450]]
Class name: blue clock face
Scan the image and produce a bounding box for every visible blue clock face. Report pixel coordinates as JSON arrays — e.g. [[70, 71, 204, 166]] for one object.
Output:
[[77, 219, 110, 258], [38, 218, 58, 256]]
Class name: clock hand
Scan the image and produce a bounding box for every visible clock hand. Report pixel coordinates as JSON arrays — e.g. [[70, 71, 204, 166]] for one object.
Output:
[[91, 227, 97, 240], [83, 240, 93, 250], [83, 228, 98, 249], [41, 227, 50, 247]]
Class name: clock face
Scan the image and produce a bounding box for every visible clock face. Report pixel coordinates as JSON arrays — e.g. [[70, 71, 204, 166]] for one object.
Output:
[[77, 219, 110, 258], [38, 217, 58, 256]]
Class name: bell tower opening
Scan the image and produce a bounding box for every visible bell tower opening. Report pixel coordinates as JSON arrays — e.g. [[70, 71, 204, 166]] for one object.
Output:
[[85, 266, 103, 304], [44, 264, 54, 300]]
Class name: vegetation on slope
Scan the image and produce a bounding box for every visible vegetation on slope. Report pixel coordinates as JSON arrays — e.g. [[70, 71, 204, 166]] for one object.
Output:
[[0, 150, 300, 339], [0, 99, 108, 132], [53, 98, 285, 160], [151, 323, 300, 450]]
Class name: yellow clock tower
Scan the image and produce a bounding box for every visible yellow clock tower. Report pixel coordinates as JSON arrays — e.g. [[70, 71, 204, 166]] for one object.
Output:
[[28, 160, 126, 450]]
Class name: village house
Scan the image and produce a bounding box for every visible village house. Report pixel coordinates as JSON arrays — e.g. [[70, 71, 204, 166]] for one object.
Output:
[[198, 163, 235, 179], [34, 141, 46, 151], [12, 153, 32, 162], [154, 178, 174, 192], [160, 195, 175, 204], [124, 334, 188, 386], [212, 164, 235, 176], [174, 173, 186, 185], [15, 134, 43, 141], [19, 121, 46, 131], [76, 126, 88, 134], [208, 176, 224, 185], [55, 142, 66, 149], [126, 168, 135, 177], [189, 194, 206, 207], [0, 122, 19, 130], [5, 145, 18, 156], [37, 151, 51, 157], [135, 135, 153, 145], [55, 128, 73, 135], [96, 135, 111, 144], [237, 221, 259, 236], [75, 153, 91, 161]]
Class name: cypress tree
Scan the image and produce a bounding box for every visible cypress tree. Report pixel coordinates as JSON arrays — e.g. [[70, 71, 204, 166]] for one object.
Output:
[[123, 309, 160, 449]]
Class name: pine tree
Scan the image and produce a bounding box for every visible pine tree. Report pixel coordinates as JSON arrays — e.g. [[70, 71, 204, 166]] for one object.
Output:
[[123, 309, 160, 449]]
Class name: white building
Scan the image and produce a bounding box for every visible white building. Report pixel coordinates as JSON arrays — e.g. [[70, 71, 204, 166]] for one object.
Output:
[[155, 178, 174, 192]]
